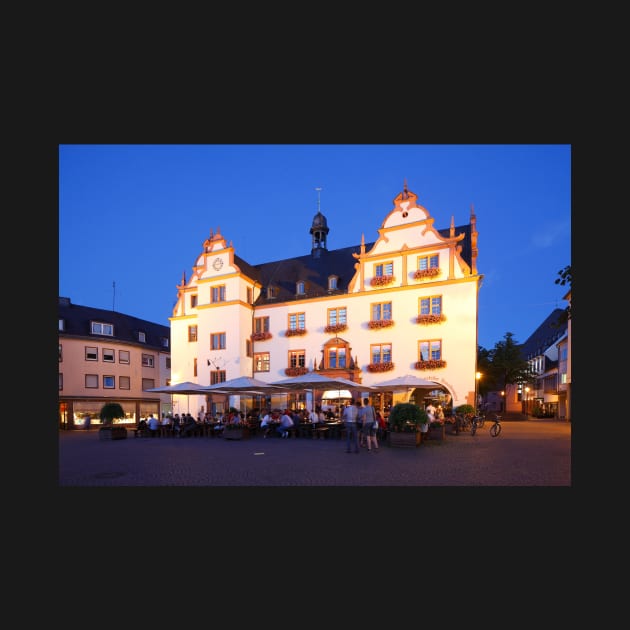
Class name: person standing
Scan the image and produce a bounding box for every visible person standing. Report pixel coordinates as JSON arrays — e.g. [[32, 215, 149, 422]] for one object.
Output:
[[342, 399, 359, 453], [355, 399, 365, 447], [147, 413, 160, 437], [360, 397, 379, 453], [84, 414, 91, 431]]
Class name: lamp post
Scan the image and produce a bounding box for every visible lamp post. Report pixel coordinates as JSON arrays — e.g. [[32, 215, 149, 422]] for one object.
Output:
[[500, 390, 505, 414], [475, 371, 482, 412]]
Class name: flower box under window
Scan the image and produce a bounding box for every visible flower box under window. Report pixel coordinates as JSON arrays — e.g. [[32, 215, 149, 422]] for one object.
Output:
[[415, 359, 447, 370], [370, 275, 395, 287], [251, 331, 272, 341], [416, 313, 446, 325], [368, 319, 395, 329], [284, 366, 308, 376], [367, 361, 395, 373], [414, 268, 440, 280], [324, 323, 348, 334], [285, 328, 307, 337]]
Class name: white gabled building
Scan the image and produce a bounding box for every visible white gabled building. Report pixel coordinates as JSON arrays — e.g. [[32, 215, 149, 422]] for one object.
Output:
[[169, 182, 481, 418]]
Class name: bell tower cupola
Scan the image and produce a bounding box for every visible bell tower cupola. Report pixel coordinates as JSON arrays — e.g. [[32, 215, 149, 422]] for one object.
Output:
[[310, 186, 329, 258]]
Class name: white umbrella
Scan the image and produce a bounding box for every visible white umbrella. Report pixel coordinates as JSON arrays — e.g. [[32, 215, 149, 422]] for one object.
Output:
[[197, 376, 287, 393], [144, 381, 207, 414], [270, 371, 373, 391], [370, 374, 441, 391]]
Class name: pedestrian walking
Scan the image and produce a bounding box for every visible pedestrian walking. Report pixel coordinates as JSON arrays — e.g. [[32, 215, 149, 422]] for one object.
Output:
[[342, 399, 359, 453]]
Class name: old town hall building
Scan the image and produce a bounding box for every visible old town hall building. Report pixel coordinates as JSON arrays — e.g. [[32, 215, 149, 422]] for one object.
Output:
[[169, 182, 481, 417]]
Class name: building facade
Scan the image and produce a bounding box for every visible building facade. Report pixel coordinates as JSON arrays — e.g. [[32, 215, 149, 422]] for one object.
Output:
[[169, 182, 482, 417], [58, 297, 171, 429]]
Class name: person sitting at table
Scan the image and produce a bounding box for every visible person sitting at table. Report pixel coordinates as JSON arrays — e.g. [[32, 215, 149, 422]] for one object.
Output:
[[276, 410, 294, 438], [181, 413, 198, 437], [260, 409, 273, 438], [308, 407, 319, 425], [147, 414, 160, 437]]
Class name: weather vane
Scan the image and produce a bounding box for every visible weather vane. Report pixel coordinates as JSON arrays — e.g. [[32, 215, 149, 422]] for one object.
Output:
[[315, 186, 322, 212]]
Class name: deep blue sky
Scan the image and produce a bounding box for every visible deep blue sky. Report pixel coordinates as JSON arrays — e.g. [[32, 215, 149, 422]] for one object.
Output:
[[59, 144, 571, 350]]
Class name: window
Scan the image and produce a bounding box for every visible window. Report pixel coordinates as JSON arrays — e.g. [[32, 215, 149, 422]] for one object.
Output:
[[142, 354, 155, 367], [296, 281, 305, 295], [328, 345, 347, 368], [419, 339, 442, 361], [85, 347, 98, 361], [254, 317, 270, 334], [266, 286, 276, 299], [138, 331, 146, 343], [85, 374, 98, 388], [59, 318, 65, 331], [288, 312, 306, 331], [254, 352, 270, 372], [59, 344, 62, 362], [191, 294, 198, 308], [211, 285, 226, 302], [328, 276, 338, 290], [247, 287, 253, 304], [210, 370, 226, 385], [418, 254, 439, 270], [119, 376, 130, 390], [211, 332, 226, 350], [103, 375, 115, 389], [103, 348, 115, 363], [375, 262, 394, 277], [119, 350, 130, 364], [161, 337, 169, 348], [91, 321, 114, 336], [246, 339, 252, 357], [188, 325, 198, 342], [371, 343, 392, 364], [142, 378, 155, 390], [419, 295, 442, 315], [371, 301, 392, 321], [327, 307, 347, 327], [194, 358, 197, 377], [166, 357, 171, 369], [289, 350, 306, 368]]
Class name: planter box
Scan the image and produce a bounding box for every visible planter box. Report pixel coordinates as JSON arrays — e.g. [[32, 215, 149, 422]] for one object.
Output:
[[99, 426, 128, 440], [224, 428, 249, 440], [388, 431, 421, 448], [426, 425, 445, 441]]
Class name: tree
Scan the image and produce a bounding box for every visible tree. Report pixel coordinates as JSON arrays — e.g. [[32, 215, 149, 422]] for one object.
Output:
[[487, 332, 536, 389], [554, 265, 571, 323]]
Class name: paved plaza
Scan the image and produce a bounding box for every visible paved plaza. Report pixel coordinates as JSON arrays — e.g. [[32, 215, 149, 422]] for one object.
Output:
[[58, 419, 572, 487]]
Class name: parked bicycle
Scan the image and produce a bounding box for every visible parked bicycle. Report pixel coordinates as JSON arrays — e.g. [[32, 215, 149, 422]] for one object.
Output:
[[489, 415, 502, 437], [470, 414, 484, 436]]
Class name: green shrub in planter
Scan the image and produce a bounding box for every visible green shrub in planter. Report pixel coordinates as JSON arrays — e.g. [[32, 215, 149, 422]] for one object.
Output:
[[99, 402, 125, 426], [388, 403, 429, 432], [454, 404, 475, 416]]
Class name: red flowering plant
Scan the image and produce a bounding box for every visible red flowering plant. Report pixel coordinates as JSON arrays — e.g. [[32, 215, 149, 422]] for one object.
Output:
[[367, 361, 395, 373], [413, 268, 440, 280], [285, 366, 308, 376], [370, 275, 395, 287], [415, 359, 447, 370], [416, 313, 446, 325], [285, 328, 307, 337], [251, 331, 272, 341], [324, 323, 348, 334], [368, 319, 395, 329]]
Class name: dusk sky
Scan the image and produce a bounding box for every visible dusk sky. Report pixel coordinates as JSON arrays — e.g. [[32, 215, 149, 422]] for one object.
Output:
[[59, 144, 571, 350]]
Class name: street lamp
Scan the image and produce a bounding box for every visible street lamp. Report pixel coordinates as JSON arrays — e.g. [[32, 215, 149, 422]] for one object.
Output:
[[500, 390, 505, 414], [475, 371, 482, 412]]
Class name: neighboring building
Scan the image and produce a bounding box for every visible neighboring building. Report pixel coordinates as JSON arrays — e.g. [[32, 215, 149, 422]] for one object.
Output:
[[557, 289, 571, 421], [169, 182, 482, 417], [58, 297, 171, 429], [502, 308, 568, 418]]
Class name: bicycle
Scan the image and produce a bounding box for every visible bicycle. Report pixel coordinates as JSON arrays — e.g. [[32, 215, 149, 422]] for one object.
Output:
[[489, 415, 502, 437], [470, 414, 483, 436]]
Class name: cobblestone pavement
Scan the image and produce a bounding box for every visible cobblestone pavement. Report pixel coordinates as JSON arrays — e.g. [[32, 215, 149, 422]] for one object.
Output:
[[58, 419, 571, 487]]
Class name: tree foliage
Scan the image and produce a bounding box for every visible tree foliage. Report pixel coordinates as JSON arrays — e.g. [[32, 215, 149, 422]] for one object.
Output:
[[99, 402, 125, 425], [554, 264, 571, 323], [478, 332, 536, 392]]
